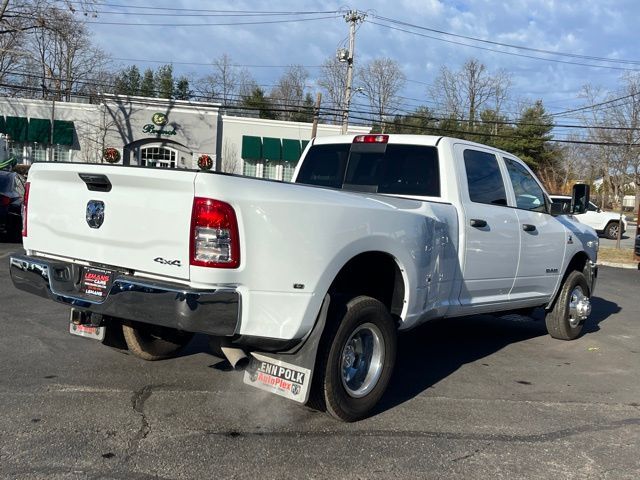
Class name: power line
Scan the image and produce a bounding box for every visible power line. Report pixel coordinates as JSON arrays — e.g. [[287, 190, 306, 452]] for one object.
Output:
[[368, 20, 640, 72], [60, 1, 340, 14], [4, 79, 639, 146], [82, 14, 340, 27], [372, 14, 640, 67], [5, 70, 640, 137]]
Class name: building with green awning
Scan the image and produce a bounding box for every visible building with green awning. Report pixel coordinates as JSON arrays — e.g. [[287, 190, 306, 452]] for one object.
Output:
[[0, 95, 369, 175]]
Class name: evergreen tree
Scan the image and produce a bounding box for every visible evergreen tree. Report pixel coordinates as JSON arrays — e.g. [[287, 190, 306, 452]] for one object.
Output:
[[140, 68, 155, 97], [114, 65, 141, 96], [156, 64, 174, 99], [174, 76, 191, 100], [291, 93, 315, 123], [387, 106, 437, 134], [510, 100, 555, 171], [242, 87, 278, 119]]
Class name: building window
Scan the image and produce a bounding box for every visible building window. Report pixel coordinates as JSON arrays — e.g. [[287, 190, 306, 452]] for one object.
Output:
[[140, 146, 176, 168], [283, 162, 296, 182], [31, 144, 47, 162], [54, 145, 71, 162], [7, 141, 26, 163], [263, 161, 279, 180], [243, 159, 258, 177]]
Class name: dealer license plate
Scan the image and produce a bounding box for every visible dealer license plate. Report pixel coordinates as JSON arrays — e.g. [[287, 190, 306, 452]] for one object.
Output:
[[69, 322, 105, 341], [81, 267, 113, 299], [243, 353, 312, 404]]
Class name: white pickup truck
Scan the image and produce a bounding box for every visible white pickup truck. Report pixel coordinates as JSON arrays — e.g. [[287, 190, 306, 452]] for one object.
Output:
[[10, 134, 598, 421], [550, 195, 627, 239]]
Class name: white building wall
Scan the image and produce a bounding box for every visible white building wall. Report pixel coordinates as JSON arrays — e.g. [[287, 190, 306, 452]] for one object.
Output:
[[219, 115, 370, 178]]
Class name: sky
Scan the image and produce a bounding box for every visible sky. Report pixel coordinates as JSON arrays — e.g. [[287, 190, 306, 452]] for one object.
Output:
[[84, 0, 640, 138]]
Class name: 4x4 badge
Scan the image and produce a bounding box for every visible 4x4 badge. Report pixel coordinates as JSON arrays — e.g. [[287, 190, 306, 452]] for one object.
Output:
[[86, 200, 105, 229]]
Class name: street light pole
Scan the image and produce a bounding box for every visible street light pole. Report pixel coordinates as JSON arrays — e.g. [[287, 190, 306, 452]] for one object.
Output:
[[340, 10, 366, 134]]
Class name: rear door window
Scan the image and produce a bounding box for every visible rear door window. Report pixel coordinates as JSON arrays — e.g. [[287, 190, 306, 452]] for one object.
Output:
[[296, 143, 440, 197], [463, 149, 507, 206]]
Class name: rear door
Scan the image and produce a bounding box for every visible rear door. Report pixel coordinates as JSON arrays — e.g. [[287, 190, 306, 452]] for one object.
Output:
[[456, 145, 520, 306], [25, 163, 196, 281]]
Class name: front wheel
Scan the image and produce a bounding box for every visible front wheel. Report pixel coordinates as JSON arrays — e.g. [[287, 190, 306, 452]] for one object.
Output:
[[122, 321, 193, 361], [309, 296, 397, 422], [604, 221, 620, 239], [545, 271, 591, 340]]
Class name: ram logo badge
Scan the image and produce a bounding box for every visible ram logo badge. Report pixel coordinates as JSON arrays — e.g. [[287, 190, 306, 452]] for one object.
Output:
[[86, 200, 105, 229], [154, 257, 181, 267], [546, 268, 559, 274]]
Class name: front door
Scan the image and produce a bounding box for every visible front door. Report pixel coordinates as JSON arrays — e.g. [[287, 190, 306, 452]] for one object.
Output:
[[503, 157, 566, 300]]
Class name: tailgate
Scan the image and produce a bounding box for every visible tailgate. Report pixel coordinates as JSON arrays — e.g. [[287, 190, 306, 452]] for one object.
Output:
[[24, 163, 196, 281]]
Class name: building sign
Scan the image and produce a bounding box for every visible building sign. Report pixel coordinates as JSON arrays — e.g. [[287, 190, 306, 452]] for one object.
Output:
[[142, 113, 177, 136], [152, 112, 168, 126]]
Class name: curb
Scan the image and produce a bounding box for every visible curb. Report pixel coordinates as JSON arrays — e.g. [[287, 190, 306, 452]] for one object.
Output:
[[599, 261, 638, 270]]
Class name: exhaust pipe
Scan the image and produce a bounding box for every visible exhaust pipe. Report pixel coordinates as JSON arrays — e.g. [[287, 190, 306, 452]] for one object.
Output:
[[221, 346, 249, 370]]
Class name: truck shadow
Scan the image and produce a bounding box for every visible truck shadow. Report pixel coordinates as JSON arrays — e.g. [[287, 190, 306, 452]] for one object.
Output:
[[375, 295, 620, 416]]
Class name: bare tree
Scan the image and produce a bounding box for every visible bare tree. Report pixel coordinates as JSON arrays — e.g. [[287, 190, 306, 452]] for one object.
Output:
[[0, 1, 97, 34], [26, 7, 109, 100], [430, 58, 510, 129], [270, 65, 309, 121], [580, 77, 640, 247], [220, 139, 240, 174], [196, 54, 235, 103], [317, 57, 347, 123], [357, 58, 405, 132]]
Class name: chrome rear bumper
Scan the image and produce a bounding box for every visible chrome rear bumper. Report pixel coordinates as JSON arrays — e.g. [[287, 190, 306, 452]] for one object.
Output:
[[9, 254, 240, 336]]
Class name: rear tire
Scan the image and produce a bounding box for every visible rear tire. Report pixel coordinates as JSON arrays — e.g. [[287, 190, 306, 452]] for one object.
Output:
[[545, 271, 591, 340], [308, 296, 397, 422], [122, 321, 193, 361]]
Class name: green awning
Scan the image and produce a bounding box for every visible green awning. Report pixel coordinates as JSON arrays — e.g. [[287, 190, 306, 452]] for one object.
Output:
[[0, 116, 5, 133], [241, 135, 262, 160], [301, 140, 310, 152], [27, 118, 51, 143], [52, 120, 74, 146], [262, 137, 281, 161], [5, 116, 28, 142], [282, 139, 302, 163]]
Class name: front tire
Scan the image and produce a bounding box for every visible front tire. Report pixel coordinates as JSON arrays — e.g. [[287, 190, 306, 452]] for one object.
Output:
[[122, 321, 193, 361], [545, 271, 591, 340], [604, 221, 620, 239], [309, 296, 397, 422]]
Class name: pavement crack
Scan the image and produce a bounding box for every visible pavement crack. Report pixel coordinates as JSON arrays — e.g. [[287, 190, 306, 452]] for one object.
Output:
[[128, 385, 155, 456], [198, 416, 640, 443]]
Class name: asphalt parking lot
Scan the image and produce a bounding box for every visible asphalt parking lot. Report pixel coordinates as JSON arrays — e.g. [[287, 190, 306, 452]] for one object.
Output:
[[1, 240, 639, 479]]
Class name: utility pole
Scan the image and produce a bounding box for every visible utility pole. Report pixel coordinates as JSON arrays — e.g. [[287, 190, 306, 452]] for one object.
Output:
[[339, 10, 366, 134], [311, 92, 322, 138]]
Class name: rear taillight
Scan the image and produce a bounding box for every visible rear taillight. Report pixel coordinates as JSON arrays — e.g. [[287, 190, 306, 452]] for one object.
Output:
[[190, 197, 240, 268], [353, 134, 389, 144], [22, 181, 30, 237], [0, 195, 10, 206]]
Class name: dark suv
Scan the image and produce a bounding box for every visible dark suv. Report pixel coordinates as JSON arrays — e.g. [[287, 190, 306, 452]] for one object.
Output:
[[0, 171, 26, 241]]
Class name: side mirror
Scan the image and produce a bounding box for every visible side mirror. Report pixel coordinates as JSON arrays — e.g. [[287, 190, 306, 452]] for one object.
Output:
[[550, 202, 564, 216], [571, 183, 590, 215]]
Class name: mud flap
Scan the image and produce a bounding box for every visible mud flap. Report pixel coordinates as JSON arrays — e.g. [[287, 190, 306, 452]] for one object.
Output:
[[243, 294, 330, 404]]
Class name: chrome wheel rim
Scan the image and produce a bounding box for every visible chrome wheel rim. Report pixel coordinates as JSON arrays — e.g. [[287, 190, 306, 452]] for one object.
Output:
[[340, 323, 385, 398], [609, 224, 619, 238], [568, 286, 590, 328]]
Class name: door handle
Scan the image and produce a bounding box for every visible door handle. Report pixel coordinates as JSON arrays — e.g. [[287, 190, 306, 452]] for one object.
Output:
[[522, 224, 537, 232], [470, 219, 487, 228]]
